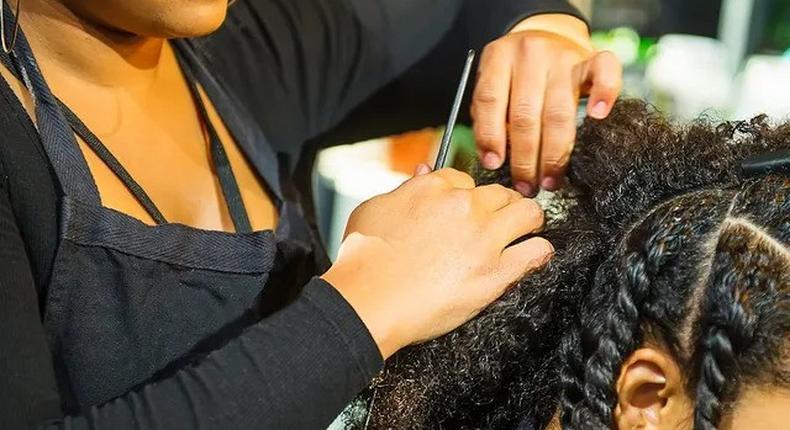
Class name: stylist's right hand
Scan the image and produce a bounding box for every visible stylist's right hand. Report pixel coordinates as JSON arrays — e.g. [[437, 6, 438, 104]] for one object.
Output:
[[321, 167, 553, 359]]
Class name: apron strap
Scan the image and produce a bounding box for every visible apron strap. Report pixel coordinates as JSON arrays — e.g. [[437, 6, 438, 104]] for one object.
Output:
[[59, 106, 169, 224], [0, 5, 255, 230], [0, 6, 281, 233], [0, 25, 164, 219], [59, 61, 253, 230], [2, 3, 101, 204], [1, 42, 167, 223], [177, 54, 252, 233], [173, 40, 286, 205]]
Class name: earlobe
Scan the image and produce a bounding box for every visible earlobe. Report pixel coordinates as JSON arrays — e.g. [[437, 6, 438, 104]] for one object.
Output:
[[613, 347, 685, 430]]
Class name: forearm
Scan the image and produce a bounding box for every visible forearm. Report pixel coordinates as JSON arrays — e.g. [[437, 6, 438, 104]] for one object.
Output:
[[35, 279, 381, 429]]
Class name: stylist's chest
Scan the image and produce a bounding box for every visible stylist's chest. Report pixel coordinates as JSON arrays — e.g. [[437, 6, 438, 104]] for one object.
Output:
[[0, 41, 324, 410], [4, 62, 279, 232], [73, 69, 281, 232]]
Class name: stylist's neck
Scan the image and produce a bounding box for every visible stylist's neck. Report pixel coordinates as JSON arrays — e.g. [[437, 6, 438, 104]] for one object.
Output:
[[19, 0, 164, 89]]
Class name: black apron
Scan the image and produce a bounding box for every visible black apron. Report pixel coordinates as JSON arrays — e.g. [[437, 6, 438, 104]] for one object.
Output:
[[2, 10, 329, 413]]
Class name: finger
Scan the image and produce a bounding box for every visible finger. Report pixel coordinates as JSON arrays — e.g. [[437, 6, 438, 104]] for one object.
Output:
[[472, 184, 522, 212], [540, 68, 577, 191], [508, 45, 547, 196], [489, 198, 545, 245], [413, 163, 432, 176], [472, 41, 512, 170], [433, 168, 476, 189], [576, 51, 622, 119], [497, 236, 554, 284]]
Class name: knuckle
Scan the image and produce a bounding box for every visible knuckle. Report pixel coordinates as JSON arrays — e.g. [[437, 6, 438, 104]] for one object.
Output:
[[482, 40, 504, 56], [542, 105, 575, 127], [406, 173, 428, 187], [447, 189, 473, 211], [437, 167, 458, 177], [510, 110, 540, 132], [459, 170, 475, 183], [441, 168, 475, 188], [509, 98, 542, 131], [511, 160, 538, 177], [473, 84, 502, 107], [474, 126, 502, 146], [542, 152, 571, 170], [518, 36, 538, 52], [461, 177, 477, 189], [418, 173, 445, 189], [489, 184, 509, 194], [478, 184, 509, 199]]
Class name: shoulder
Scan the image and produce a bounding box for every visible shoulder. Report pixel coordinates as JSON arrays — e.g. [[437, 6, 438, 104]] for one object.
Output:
[[0, 70, 60, 292], [0, 72, 40, 184], [0, 65, 53, 185]]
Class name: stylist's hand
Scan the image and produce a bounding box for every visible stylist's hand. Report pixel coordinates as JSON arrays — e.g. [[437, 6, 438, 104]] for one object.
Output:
[[321, 167, 552, 359], [472, 14, 622, 196]]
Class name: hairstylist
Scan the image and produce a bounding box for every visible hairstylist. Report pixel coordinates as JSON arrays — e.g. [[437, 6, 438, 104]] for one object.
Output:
[[0, 0, 621, 429]]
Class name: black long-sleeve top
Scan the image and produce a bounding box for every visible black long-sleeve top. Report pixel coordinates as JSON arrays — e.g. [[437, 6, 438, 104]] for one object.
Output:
[[0, 1, 583, 429]]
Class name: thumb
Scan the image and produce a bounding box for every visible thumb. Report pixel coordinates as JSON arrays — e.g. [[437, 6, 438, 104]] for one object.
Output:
[[575, 50, 622, 119], [497, 237, 554, 288]]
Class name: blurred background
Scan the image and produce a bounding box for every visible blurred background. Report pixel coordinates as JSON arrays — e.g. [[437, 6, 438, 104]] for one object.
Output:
[[315, 0, 790, 259]]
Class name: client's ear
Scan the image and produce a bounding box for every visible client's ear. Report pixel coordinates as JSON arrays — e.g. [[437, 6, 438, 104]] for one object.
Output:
[[613, 348, 692, 430]]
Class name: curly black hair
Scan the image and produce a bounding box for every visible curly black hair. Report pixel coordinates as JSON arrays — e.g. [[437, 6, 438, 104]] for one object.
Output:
[[349, 99, 789, 430]]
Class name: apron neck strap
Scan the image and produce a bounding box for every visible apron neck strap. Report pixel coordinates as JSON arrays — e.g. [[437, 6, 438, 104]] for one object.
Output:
[[0, 6, 288, 227], [173, 40, 286, 204], [2, 4, 100, 204], [175, 52, 252, 233]]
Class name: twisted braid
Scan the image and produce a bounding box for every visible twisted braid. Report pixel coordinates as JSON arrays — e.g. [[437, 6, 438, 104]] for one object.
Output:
[[558, 327, 585, 424], [694, 326, 736, 430], [579, 253, 651, 428], [693, 221, 767, 430], [355, 100, 789, 430], [561, 215, 683, 429], [556, 104, 788, 430], [560, 195, 787, 430]]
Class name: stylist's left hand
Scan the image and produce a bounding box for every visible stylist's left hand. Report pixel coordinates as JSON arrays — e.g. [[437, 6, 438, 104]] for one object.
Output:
[[472, 13, 622, 196]]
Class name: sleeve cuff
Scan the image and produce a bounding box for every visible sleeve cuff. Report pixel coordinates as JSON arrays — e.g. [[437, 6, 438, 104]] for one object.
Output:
[[464, 0, 589, 49], [505, 6, 590, 35], [301, 277, 384, 381]]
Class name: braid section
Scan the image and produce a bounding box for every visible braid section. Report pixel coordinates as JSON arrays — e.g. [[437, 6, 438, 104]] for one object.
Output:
[[691, 219, 777, 430]]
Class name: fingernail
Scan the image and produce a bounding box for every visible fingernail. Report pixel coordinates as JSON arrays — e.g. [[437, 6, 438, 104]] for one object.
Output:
[[514, 181, 536, 197], [541, 176, 559, 191], [414, 163, 431, 176], [482, 151, 501, 170], [590, 101, 608, 119]]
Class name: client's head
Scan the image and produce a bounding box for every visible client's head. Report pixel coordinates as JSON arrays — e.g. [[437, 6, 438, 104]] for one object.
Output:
[[352, 100, 789, 430], [559, 104, 789, 430]]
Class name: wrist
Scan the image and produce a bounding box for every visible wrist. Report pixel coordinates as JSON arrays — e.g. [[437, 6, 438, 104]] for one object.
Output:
[[321, 263, 402, 360], [509, 13, 593, 53]]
